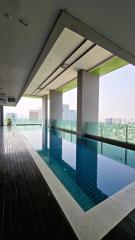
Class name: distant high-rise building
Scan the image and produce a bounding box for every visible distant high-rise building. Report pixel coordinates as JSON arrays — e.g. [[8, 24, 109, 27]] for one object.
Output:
[[63, 104, 69, 120], [29, 110, 40, 122], [105, 118, 121, 124], [69, 110, 77, 121], [38, 107, 42, 120], [63, 104, 77, 121], [105, 118, 113, 124]]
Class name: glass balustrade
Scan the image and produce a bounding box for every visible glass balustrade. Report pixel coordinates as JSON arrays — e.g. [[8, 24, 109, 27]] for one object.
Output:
[[4, 118, 42, 126], [48, 120, 135, 145], [127, 124, 135, 144], [86, 122, 127, 142], [49, 120, 77, 131], [86, 122, 102, 137]]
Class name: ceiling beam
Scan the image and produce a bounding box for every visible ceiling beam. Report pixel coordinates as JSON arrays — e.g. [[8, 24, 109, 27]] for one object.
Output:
[[20, 10, 135, 101]]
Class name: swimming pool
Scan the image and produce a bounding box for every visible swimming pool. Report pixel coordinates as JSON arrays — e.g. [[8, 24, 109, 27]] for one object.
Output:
[[20, 126, 135, 211]]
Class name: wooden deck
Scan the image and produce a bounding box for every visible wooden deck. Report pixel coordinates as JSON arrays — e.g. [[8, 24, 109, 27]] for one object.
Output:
[[102, 209, 135, 240], [0, 127, 78, 240], [1, 127, 135, 240]]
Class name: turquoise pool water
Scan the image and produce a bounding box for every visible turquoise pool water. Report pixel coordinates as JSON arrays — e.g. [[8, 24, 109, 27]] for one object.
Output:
[[20, 126, 135, 211]]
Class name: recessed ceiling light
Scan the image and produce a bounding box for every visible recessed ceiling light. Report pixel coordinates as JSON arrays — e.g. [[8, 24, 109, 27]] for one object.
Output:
[[1, 11, 29, 28], [19, 18, 29, 27], [4, 13, 12, 19], [61, 63, 69, 69]]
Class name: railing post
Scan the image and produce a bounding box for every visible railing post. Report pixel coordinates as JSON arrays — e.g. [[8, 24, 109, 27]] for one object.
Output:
[[101, 122, 103, 137], [125, 124, 128, 143]]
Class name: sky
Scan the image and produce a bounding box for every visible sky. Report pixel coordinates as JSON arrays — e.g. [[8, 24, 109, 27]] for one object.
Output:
[[63, 88, 77, 110], [99, 64, 135, 121]]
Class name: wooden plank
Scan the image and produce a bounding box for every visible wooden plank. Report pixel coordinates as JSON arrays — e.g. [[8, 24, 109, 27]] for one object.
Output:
[[102, 209, 135, 239], [0, 128, 78, 240]]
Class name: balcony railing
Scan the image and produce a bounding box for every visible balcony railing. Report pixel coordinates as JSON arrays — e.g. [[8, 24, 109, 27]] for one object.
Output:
[[49, 120, 77, 131], [86, 122, 128, 142], [4, 118, 42, 126], [49, 120, 135, 145]]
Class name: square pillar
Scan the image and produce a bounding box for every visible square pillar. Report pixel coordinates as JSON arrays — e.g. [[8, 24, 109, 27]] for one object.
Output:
[[50, 90, 62, 122], [77, 70, 99, 134], [0, 106, 3, 126], [42, 95, 48, 126]]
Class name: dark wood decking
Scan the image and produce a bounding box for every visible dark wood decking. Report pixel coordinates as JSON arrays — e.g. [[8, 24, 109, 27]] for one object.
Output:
[[0, 127, 78, 240], [102, 209, 135, 240]]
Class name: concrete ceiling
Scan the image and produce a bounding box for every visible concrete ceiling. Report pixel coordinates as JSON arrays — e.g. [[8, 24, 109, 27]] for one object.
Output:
[[25, 28, 113, 96], [25, 28, 85, 96], [0, 0, 135, 105]]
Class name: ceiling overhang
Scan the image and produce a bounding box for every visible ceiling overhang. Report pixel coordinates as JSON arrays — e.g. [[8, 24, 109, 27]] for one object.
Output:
[[24, 11, 135, 98]]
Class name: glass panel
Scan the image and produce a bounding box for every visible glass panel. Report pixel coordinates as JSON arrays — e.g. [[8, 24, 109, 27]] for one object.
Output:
[[85, 122, 129, 143], [102, 123, 127, 142], [49, 120, 77, 131], [85, 122, 102, 137], [127, 124, 135, 144]]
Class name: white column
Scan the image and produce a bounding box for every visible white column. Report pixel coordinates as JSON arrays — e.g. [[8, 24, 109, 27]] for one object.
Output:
[[42, 95, 48, 126], [0, 106, 3, 126], [50, 90, 62, 121], [77, 70, 99, 134]]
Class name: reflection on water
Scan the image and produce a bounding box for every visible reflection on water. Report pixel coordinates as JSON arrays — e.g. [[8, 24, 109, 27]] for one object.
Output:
[[20, 126, 135, 211]]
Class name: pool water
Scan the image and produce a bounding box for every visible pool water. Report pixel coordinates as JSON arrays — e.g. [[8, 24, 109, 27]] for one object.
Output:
[[20, 126, 135, 211]]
